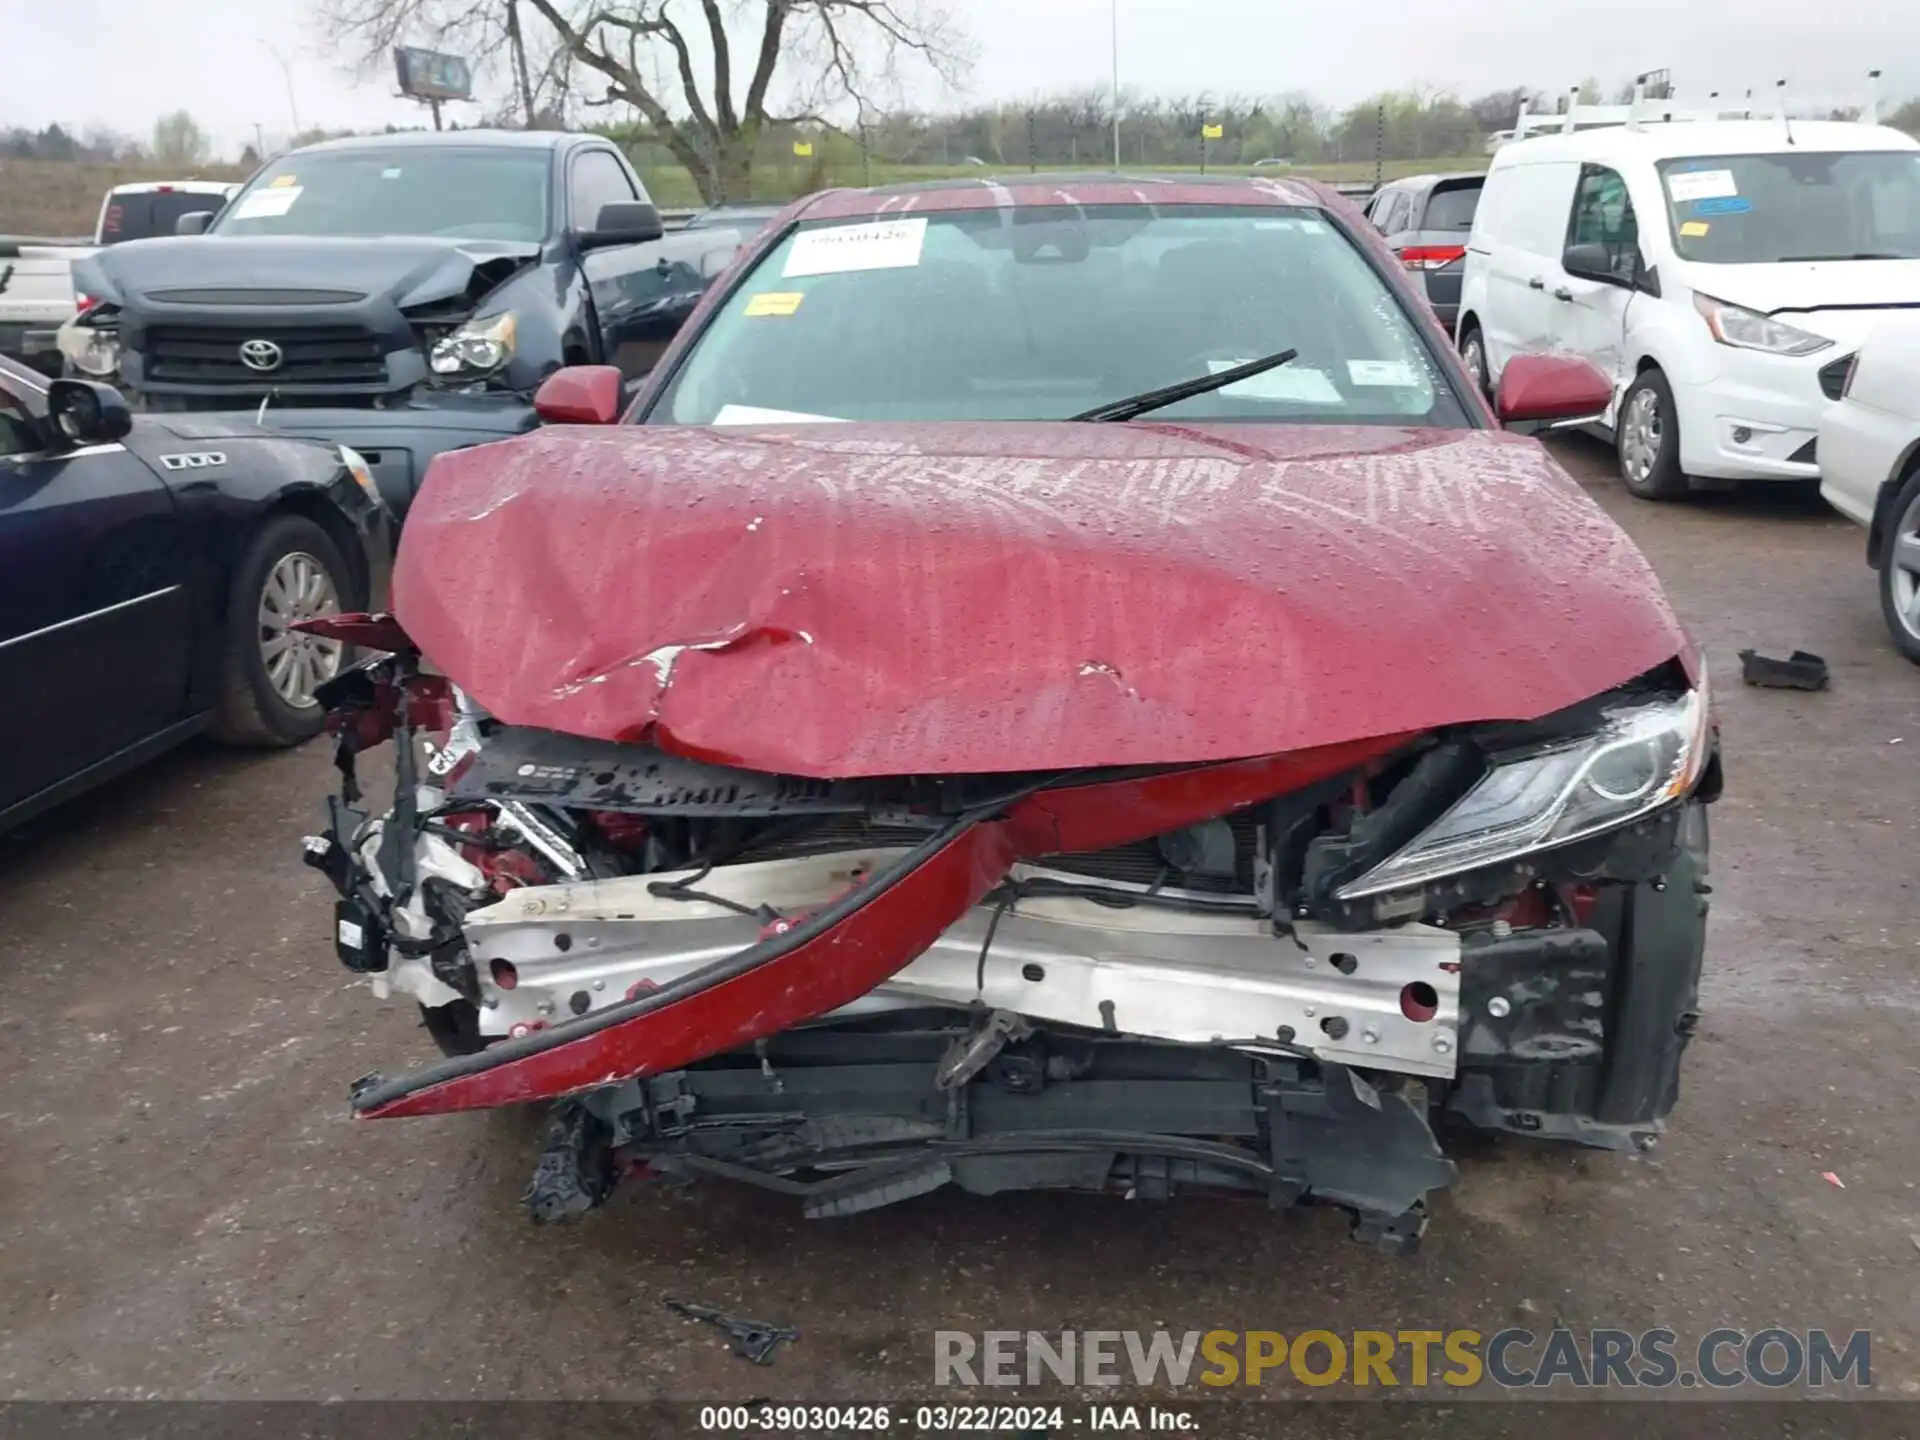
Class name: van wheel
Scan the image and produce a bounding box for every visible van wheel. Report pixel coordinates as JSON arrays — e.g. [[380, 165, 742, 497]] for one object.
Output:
[[1458, 325, 1490, 399], [1617, 370, 1689, 501], [1877, 465, 1920, 665]]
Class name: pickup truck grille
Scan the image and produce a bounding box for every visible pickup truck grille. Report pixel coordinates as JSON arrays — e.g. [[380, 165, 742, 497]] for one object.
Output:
[[143, 324, 389, 387]]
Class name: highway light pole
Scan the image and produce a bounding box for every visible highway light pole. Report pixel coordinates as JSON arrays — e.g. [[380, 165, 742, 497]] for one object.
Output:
[[1111, 0, 1121, 168], [259, 41, 302, 135]]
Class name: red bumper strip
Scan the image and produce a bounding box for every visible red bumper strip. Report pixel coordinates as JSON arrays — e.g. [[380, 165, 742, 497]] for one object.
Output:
[[354, 734, 1410, 1119]]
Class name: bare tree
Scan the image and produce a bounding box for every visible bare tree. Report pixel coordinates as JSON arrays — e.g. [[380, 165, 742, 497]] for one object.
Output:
[[521, 0, 968, 202], [320, 0, 539, 123], [152, 110, 211, 166]]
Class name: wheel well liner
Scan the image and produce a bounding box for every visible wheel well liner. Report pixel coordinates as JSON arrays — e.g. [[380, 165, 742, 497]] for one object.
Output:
[[1868, 442, 1920, 571]]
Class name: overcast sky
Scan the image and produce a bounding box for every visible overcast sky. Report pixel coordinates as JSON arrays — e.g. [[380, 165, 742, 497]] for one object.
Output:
[[3, 0, 1917, 157]]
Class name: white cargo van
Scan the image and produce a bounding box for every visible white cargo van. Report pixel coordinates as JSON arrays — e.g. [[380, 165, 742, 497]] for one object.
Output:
[[1456, 111, 1920, 499]]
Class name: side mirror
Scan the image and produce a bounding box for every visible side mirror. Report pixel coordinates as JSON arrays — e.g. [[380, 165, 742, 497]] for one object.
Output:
[[578, 201, 664, 250], [46, 378, 133, 445], [175, 210, 213, 236], [533, 365, 624, 425], [1495, 354, 1611, 430], [1563, 241, 1637, 286]]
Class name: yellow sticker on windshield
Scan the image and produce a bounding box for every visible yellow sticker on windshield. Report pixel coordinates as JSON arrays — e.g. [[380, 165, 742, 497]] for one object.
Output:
[[270, 173, 298, 187], [744, 291, 805, 317], [1680, 221, 1710, 237]]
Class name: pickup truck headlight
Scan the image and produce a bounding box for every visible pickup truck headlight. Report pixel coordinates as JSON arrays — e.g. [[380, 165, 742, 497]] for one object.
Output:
[[1692, 293, 1832, 357], [428, 311, 517, 378], [56, 314, 121, 378], [1337, 680, 1712, 900]]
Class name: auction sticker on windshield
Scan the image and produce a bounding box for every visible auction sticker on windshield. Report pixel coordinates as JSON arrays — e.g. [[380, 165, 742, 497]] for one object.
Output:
[[783, 217, 928, 278], [1207, 361, 1343, 403], [1665, 169, 1738, 203], [233, 187, 301, 219]]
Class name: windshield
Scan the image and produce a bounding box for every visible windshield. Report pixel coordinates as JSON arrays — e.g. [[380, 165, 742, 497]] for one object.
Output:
[[211, 149, 550, 242], [649, 203, 1467, 427], [1658, 151, 1920, 263]]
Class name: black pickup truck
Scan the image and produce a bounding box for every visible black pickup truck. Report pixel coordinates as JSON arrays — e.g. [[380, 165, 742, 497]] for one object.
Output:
[[64, 130, 758, 518]]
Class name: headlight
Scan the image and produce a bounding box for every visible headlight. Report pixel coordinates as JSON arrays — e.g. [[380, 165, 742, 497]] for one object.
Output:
[[428, 311, 517, 378], [1337, 680, 1712, 900], [57, 315, 120, 377], [337, 445, 382, 504], [1692, 293, 1832, 357]]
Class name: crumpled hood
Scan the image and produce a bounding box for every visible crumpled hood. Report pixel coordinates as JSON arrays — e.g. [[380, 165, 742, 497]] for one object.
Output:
[[392, 421, 1690, 777], [75, 235, 539, 312]]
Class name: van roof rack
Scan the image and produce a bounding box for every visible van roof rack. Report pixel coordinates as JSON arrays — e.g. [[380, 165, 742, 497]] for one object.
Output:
[[1504, 69, 1886, 144]]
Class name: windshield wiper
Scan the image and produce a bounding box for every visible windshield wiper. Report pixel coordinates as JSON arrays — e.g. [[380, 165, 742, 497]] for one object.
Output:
[[1070, 348, 1299, 423], [1775, 252, 1909, 262]]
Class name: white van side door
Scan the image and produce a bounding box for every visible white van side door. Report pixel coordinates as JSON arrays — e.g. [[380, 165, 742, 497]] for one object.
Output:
[[1554, 162, 1647, 419], [1480, 160, 1582, 382]]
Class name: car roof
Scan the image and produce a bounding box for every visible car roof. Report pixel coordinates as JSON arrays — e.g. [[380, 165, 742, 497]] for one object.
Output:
[[797, 171, 1335, 222], [1491, 119, 1920, 167], [107, 180, 236, 195], [1381, 171, 1486, 192], [290, 128, 590, 156]]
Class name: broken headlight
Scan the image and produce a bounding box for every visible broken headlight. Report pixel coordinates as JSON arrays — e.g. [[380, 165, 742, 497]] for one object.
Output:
[[1337, 679, 1711, 900], [429, 311, 517, 379]]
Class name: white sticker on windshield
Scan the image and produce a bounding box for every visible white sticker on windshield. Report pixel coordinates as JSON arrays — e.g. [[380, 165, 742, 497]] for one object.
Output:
[[1208, 361, 1344, 403], [1348, 359, 1419, 387], [233, 186, 301, 219], [713, 404, 848, 426], [1665, 169, 1738, 203], [782, 217, 928, 278]]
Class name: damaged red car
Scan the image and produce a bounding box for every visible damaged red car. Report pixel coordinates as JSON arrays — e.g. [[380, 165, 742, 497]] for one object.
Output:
[[300, 175, 1721, 1254]]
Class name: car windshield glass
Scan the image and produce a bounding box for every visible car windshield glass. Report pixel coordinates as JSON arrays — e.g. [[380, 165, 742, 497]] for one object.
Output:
[[650, 203, 1466, 426], [211, 149, 550, 242], [1421, 184, 1482, 231], [1657, 151, 1920, 262]]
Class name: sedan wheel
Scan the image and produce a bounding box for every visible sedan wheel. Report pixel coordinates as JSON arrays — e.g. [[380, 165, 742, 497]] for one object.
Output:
[[211, 514, 358, 747], [259, 551, 344, 707], [1880, 472, 1920, 664]]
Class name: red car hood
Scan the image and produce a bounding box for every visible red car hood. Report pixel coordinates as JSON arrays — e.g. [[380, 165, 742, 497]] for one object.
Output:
[[392, 421, 1689, 777]]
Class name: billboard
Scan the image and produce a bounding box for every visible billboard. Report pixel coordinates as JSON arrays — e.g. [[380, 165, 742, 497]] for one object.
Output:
[[393, 46, 473, 102]]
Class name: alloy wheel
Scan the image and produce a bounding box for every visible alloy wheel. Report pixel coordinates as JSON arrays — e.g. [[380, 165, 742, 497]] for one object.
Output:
[[258, 551, 343, 707], [1891, 491, 1920, 641]]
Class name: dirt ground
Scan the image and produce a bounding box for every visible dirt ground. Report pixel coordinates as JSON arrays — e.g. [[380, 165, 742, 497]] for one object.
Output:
[[1, 436, 1916, 1422]]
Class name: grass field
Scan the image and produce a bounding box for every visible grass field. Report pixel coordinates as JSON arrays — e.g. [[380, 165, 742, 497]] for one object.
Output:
[[1, 153, 1489, 235], [627, 153, 1490, 208]]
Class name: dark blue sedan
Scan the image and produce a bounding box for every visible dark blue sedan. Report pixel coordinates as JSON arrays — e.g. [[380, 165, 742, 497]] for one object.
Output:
[[0, 354, 390, 833]]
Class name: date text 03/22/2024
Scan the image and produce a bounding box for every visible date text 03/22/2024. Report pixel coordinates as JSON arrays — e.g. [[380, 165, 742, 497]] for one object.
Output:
[[696, 1404, 1195, 1432]]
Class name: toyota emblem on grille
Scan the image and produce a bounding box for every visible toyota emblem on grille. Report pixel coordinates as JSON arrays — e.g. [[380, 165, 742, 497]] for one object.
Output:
[[238, 338, 284, 372]]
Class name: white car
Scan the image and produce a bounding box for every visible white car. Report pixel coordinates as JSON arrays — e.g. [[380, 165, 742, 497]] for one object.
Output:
[[1818, 313, 1920, 663], [1456, 113, 1920, 501]]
